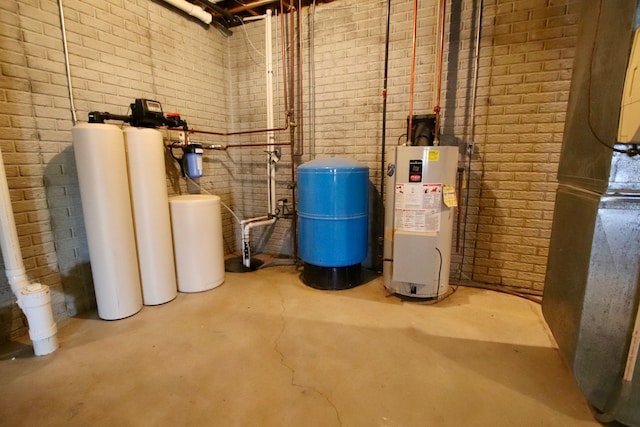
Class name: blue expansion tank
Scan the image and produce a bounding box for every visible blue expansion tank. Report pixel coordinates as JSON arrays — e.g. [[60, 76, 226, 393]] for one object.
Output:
[[297, 157, 369, 289]]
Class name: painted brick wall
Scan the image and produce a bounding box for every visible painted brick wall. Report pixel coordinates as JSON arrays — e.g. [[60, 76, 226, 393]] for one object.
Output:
[[0, 0, 581, 343], [0, 0, 232, 342], [231, 0, 580, 291], [445, 0, 580, 290]]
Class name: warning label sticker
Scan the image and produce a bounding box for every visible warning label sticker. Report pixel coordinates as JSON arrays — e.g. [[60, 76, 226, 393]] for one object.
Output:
[[394, 183, 442, 232]]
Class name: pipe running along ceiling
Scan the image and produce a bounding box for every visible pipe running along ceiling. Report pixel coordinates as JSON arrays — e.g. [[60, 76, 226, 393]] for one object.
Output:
[[190, 0, 336, 28]]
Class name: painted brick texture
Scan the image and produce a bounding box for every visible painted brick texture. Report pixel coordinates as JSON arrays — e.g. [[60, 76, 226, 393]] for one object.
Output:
[[0, 0, 232, 342], [0, 0, 580, 343], [446, 0, 580, 289], [230, 0, 580, 291]]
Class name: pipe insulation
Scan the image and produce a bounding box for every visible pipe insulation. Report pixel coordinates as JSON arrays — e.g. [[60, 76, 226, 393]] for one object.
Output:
[[72, 123, 143, 320], [161, 0, 213, 25], [0, 147, 58, 356]]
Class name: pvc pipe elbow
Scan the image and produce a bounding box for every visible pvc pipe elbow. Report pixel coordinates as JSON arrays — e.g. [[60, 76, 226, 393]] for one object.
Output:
[[18, 284, 59, 356]]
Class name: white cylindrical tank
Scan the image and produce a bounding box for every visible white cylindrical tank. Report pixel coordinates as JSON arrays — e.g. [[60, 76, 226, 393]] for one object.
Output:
[[72, 123, 142, 320], [124, 127, 177, 305], [169, 195, 225, 293]]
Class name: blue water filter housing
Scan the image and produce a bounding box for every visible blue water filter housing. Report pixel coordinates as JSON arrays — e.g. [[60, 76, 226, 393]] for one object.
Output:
[[184, 144, 203, 178], [297, 157, 369, 289]]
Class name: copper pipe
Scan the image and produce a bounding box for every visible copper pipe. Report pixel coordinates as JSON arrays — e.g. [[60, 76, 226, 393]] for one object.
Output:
[[456, 167, 463, 252], [289, 5, 295, 113], [229, 0, 275, 14], [294, 0, 304, 156], [289, 4, 298, 261], [434, 0, 447, 142], [216, 141, 293, 150], [170, 117, 290, 137], [280, 0, 289, 112], [407, 0, 418, 144]]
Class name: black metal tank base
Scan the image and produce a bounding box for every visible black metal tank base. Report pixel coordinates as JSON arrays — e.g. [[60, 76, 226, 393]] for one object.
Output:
[[301, 262, 362, 290]]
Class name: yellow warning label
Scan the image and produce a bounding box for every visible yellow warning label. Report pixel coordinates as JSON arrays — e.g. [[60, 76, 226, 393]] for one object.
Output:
[[428, 150, 440, 161]]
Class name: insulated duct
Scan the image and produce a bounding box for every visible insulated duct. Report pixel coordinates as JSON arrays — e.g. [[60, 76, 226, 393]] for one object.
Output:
[[0, 147, 58, 356]]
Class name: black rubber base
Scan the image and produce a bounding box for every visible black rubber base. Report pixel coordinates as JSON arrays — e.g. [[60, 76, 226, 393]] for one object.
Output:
[[224, 256, 264, 273], [301, 263, 362, 290]]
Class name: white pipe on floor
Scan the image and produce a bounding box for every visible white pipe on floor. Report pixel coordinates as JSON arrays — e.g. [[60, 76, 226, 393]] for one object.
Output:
[[161, 0, 212, 25], [0, 148, 58, 356], [241, 217, 277, 268]]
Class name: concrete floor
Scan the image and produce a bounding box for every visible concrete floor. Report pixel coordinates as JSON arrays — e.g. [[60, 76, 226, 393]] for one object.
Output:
[[0, 266, 599, 427]]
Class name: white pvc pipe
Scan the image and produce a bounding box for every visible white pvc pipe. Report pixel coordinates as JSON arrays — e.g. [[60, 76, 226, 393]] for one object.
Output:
[[161, 0, 212, 25], [0, 147, 58, 356], [239, 10, 278, 269], [266, 9, 277, 215], [241, 217, 277, 268], [240, 216, 269, 226]]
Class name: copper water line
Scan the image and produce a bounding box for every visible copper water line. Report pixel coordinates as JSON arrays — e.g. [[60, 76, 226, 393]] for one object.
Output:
[[289, 3, 299, 261], [171, 117, 290, 137], [294, 0, 304, 157], [456, 167, 463, 252], [289, 6, 295, 115], [434, 0, 447, 142], [211, 141, 293, 150], [407, 0, 419, 144], [229, 0, 280, 14], [280, 0, 289, 112]]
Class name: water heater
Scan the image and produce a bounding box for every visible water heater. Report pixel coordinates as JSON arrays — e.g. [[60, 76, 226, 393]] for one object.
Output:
[[384, 146, 458, 298]]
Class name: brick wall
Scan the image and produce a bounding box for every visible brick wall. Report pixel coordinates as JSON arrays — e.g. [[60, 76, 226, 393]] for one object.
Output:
[[445, 0, 580, 289], [233, 0, 580, 291], [0, 0, 581, 343], [0, 0, 232, 341]]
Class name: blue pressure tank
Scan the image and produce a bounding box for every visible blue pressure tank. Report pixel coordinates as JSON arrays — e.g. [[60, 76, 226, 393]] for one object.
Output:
[[297, 157, 369, 290]]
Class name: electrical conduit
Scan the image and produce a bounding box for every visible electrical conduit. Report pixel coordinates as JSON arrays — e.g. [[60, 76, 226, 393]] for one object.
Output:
[[0, 148, 58, 356]]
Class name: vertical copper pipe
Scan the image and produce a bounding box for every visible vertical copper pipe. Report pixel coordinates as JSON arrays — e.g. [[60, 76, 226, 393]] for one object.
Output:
[[456, 168, 463, 252], [289, 7, 295, 113], [288, 4, 298, 260], [295, 0, 304, 156], [280, 0, 289, 112], [434, 0, 447, 142], [407, 0, 418, 144]]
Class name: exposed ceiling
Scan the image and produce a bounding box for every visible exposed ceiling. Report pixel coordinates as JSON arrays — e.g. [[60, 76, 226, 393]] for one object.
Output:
[[192, 0, 337, 31]]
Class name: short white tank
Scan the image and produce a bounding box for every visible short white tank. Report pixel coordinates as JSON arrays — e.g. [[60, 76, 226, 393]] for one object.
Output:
[[169, 195, 225, 293]]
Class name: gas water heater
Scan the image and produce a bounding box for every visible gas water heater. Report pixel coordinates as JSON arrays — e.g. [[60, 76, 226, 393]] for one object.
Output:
[[384, 146, 458, 298]]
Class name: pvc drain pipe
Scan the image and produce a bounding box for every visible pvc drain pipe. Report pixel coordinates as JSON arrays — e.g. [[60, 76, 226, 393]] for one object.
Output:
[[0, 147, 58, 356]]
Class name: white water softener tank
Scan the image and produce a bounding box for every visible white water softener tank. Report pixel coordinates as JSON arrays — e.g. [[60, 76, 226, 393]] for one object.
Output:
[[170, 195, 225, 293], [384, 146, 458, 298], [72, 123, 143, 319], [124, 127, 177, 305]]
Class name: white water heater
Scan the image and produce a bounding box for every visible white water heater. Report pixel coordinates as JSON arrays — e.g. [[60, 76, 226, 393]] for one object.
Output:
[[384, 146, 458, 298]]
